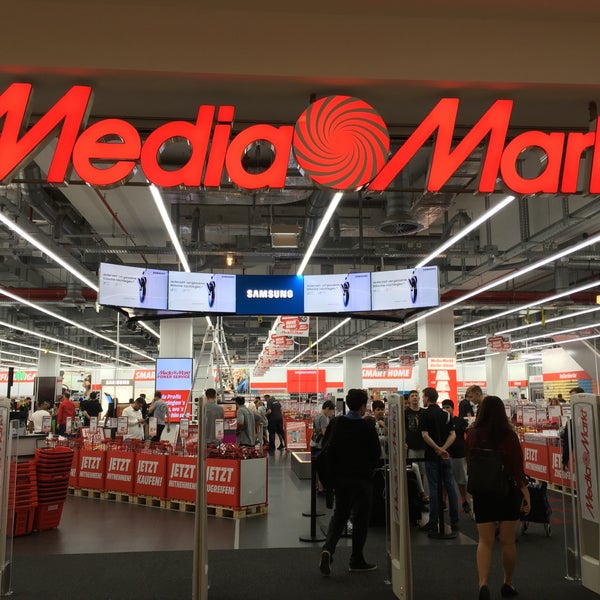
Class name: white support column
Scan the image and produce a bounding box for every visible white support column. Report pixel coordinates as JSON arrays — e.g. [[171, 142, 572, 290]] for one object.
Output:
[[159, 318, 193, 358], [485, 353, 509, 399], [37, 353, 60, 377], [343, 350, 363, 394], [417, 309, 456, 397]]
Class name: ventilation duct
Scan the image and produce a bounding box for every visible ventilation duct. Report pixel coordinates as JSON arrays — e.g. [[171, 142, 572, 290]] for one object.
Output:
[[377, 194, 423, 235]]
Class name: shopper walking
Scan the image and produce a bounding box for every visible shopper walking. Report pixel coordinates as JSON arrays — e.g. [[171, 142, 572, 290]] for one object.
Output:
[[419, 387, 460, 534], [465, 395, 530, 600], [235, 396, 255, 447], [319, 389, 381, 576], [148, 391, 171, 441], [204, 388, 224, 445], [56, 391, 76, 435], [266, 394, 286, 450]]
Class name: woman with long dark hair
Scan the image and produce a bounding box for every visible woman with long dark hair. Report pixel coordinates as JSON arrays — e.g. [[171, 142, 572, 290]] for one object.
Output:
[[465, 395, 530, 600]]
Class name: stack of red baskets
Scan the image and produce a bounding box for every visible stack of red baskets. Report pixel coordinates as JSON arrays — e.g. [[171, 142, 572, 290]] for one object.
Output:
[[8, 460, 37, 536], [34, 446, 74, 531]]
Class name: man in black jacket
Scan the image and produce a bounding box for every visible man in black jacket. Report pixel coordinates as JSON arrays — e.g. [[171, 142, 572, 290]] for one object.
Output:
[[319, 389, 381, 576]]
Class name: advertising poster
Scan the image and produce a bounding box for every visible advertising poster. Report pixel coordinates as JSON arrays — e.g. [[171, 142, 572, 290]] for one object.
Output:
[[427, 357, 457, 402], [304, 272, 371, 313], [98, 262, 168, 310], [235, 275, 304, 315], [371, 266, 439, 311], [285, 421, 307, 450], [155, 358, 193, 422], [168, 272, 236, 312]]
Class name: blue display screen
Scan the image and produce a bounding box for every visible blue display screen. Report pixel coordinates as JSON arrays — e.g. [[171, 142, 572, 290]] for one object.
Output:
[[235, 275, 304, 315]]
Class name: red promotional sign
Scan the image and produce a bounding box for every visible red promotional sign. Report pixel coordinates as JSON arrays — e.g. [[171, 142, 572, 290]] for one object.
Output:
[[167, 455, 198, 503], [134, 454, 167, 498], [487, 335, 511, 351], [160, 390, 190, 423], [285, 420, 308, 451], [522, 436, 550, 480], [78, 449, 106, 491], [543, 370, 591, 381], [275, 316, 310, 337], [268, 335, 294, 349], [1, 83, 597, 196], [0, 370, 35, 383], [134, 369, 155, 381], [206, 458, 240, 507], [548, 443, 575, 489], [427, 357, 457, 401], [105, 450, 136, 494], [286, 369, 326, 393]]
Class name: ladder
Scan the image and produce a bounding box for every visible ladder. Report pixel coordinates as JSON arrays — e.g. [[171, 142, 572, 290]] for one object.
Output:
[[186, 317, 233, 422]]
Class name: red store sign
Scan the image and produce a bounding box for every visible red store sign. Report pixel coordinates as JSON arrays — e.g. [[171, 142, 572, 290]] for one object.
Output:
[[1, 83, 599, 195]]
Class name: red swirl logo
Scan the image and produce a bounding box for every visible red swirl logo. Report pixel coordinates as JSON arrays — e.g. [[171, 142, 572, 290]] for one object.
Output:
[[293, 96, 390, 191]]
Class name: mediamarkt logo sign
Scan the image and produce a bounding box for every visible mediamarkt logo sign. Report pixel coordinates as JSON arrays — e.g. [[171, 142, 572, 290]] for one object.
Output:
[[0, 83, 595, 194]]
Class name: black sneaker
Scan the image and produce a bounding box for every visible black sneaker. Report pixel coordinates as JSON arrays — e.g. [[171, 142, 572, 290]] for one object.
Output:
[[349, 562, 377, 572], [319, 551, 331, 576]]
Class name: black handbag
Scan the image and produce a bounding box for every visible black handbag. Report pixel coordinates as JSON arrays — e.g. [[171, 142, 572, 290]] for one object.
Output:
[[314, 416, 341, 490], [467, 448, 511, 497]]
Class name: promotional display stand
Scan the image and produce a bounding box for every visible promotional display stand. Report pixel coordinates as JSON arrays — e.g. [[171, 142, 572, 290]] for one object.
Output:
[[570, 393, 600, 594]]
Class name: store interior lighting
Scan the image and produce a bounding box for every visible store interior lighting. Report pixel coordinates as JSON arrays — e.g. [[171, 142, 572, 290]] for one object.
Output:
[[0, 287, 154, 363], [296, 191, 343, 276], [0, 337, 109, 366], [321, 227, 600, 362], [416, 194, 516, 268], [150, 184, 191, 273]]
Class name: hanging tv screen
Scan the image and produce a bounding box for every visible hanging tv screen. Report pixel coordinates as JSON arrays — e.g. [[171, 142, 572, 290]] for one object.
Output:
[[168, 272, 236, 312], [371, 266, 439, 311], [98, 263, 168, 310], [304, 272, 371, 313]]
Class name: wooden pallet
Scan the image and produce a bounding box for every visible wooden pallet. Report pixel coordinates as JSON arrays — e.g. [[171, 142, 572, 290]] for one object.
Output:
[[129, 494, 163, 508], [71, 487, 105, 500], [207, 503, 268, 519], [163, 498, 196, 513], [104, 490, 135, 504]]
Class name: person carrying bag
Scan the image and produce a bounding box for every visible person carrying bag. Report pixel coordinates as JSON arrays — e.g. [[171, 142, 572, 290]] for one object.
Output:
[[465, 395, 530, 600]]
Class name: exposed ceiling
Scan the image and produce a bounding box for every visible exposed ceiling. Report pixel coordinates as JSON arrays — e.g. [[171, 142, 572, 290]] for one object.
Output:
[[0, 9, 599, 381]]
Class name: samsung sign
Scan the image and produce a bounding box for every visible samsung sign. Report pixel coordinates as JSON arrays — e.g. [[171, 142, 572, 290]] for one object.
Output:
[[236, 275, 304, 315]]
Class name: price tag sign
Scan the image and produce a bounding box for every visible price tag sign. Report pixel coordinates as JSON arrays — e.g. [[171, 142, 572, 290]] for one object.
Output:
[[42, 415, 52, 433], [148, 416, 157, 437], [180, 418, 189, 439], [117, 417, 128, 436], [66, 416, 73, 434], [89, 416, 98, 433], [215, 419, 224, 441]]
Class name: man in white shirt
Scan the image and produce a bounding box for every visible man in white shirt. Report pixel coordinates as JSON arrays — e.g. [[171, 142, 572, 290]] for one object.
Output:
[[122, 398, 145, 440], [28, 399, 51, 434]]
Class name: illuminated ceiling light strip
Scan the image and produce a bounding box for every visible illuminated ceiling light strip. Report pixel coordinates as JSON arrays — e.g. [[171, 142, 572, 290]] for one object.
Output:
[[510, 321, 600, 346], [0, 320, 141, 366], [364, 340, 418, 360], [0, 211, 98, 291], [416, 194, 516, 268], [322, 229, 600, 363], [496, 306, 600, 336], [296, 192, 344, 276], [455, 279, 600, 332], [138, 321, 160, 338], [0, 287, 153, 361], [455, 335, 487, 346], [0, 337, 108, 366], [284, 317, 351, 366], [150, 185, 190, 273], [456, 345, 488, 356]]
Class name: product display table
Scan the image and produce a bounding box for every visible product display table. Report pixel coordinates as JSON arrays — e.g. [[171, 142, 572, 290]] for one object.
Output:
[[290, 452, 312, 480]]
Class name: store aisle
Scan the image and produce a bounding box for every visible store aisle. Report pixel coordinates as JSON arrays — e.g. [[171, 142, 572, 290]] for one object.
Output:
[[10, 453, 597, 599]]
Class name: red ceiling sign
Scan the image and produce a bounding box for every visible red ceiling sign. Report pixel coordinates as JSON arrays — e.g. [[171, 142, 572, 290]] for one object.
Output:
[[0, 83, 595, 195]]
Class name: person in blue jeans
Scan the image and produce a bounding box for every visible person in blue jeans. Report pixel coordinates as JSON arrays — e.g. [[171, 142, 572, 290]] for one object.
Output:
[[419, 386, 459, 534]]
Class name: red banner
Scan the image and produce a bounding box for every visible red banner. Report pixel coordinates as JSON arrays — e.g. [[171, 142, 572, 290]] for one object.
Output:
[[275, 316, 309, 337], [160, 390, 190, 423], [134, 454, 167, 498], [522, 437, 550, 480], [166, 455, 198, 503], [286, 369, 326, 393], [69, 450, 79, 488], [206, 458, 240, 507], [78, 449, 106, 490], [285, 420, 309, 450], [105, 450, 136, 494]]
